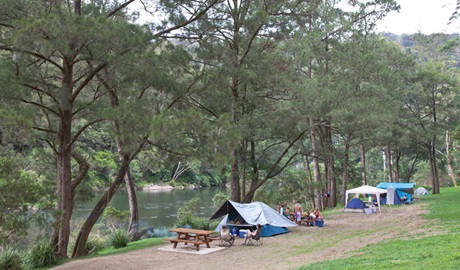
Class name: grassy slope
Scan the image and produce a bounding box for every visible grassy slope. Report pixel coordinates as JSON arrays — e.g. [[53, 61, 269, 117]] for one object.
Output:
[[297, 187, 460, 270]]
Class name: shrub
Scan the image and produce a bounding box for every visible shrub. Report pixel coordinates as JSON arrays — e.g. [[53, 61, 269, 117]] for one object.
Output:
[[109, 229, 128, 249], [84, 234, 107, 255], [22, 241, 58, 269], [0, 247, 23, 270]]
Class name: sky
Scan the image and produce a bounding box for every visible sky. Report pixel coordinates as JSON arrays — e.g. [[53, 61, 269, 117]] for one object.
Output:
[[376, 0, 459, 34]]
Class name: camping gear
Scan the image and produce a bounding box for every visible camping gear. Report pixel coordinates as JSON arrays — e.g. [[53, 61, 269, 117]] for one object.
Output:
[[414, 187, 429, 195], [343, 197, 367, 213], [377, 182, 415, 203], [381, 187, 405, 205], [345, 185, 387, 213], [210, 200, 297, 237], [219, 227, 235, 246]]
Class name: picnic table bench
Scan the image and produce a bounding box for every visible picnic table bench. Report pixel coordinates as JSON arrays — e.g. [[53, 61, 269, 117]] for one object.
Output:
[[165, 228, 215, 251]]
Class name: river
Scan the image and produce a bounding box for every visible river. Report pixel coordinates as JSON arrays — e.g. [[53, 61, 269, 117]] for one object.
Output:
[[74, 186, 227, 229]]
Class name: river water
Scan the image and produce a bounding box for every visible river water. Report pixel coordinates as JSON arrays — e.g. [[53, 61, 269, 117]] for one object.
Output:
[[74, 187, 226, 229]]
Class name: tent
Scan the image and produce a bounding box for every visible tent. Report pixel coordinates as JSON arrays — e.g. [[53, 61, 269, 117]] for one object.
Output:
[[382, 187, 405, 205], [343, 198, 367, 213], [210, 200, 297, 237], [414, 187, 429, 195], [345, 185, 387, 213], [376, 182, 416, 203]]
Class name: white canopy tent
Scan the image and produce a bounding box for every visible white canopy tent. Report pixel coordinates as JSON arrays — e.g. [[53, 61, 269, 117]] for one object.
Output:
[[345, 185, 387, 213]]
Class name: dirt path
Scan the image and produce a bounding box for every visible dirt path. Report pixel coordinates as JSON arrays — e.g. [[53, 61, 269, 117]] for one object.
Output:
[[51, 203, 429, 270]]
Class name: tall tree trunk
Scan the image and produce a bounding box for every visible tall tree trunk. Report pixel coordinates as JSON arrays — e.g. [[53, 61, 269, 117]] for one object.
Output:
[[394, 149, 401, 182], [341, 131, 352, 206], [385, 145, 393, 183], [360, 143, 367, 185], [446, 130, 458, 188], [309, 117, 322, 210], [125, 170, 140, 240], [241, 139, 248, 200], [243, 140, 258, 203], [230, 75, 241, 201], [53, 60, 75, 258], [72, 153, 131, 258], [325, 123, 336, 208], [429, 137, 440, 194]]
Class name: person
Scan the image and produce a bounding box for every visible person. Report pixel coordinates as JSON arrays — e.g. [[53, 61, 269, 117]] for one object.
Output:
[[401, 194, 408, 204], [220, 225, 236, 243], [285, 207, 293, 220], [294, 202, 303, 225], [301, 210, 313, 226], [311, 208, 323, 227], [242, 223, 262, 245], [280, 204, 285, 216], [276, 201, 281, 213]]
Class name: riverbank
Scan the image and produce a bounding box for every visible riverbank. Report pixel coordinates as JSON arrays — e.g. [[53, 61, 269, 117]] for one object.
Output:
[[50, 202, 433, 270], [140, 184, 208, 191]]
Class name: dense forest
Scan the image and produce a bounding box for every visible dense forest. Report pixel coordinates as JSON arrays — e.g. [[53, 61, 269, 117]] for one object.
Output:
[[1, 0, 460, 263]]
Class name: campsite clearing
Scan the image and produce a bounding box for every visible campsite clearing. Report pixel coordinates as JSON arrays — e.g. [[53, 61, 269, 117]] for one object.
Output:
[[51, 202, 432, 270]]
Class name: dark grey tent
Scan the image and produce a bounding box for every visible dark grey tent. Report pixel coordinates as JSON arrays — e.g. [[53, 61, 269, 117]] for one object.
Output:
[[210, 200, 297, 237]]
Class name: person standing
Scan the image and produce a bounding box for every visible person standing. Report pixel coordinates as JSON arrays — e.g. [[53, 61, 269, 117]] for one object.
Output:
[[276, 201, 281, 213], [293, 202, 303, 225]]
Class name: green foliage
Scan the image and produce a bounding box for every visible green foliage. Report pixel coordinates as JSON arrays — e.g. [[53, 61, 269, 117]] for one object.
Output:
[[109, 229, 129, 249], [0, 247, 23, 270], [174, 198, 209, 230], [87, 151, 118, 188], [0, 156, 54, 247], [22, 241, 58, 270], [101, 206, 130, 231], [255, 166, 316, 209], [212, 192, 228, 208]]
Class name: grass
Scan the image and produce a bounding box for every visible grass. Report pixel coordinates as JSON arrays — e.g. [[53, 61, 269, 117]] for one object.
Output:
[[297, 187, 460, 270], [42, 238, 165, 269]]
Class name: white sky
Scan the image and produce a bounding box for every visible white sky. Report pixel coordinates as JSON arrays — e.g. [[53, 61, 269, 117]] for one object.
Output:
[[376, 0, 459, 34]]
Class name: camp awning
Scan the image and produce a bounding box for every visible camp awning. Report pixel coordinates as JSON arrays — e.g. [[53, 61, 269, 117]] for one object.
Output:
[[376, 182, 416, 194], [345, 185, 387, 213]]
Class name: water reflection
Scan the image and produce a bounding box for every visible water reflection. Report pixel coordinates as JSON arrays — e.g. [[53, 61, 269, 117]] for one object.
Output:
[[74, 187, 226, 229]]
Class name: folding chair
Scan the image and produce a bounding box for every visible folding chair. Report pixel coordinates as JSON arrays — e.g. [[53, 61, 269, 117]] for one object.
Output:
[[219, 227, 235, 246], [247, 226, 263, 246]]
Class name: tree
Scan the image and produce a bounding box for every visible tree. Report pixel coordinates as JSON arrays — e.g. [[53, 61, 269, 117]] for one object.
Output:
[[399, 34, 460, 194]]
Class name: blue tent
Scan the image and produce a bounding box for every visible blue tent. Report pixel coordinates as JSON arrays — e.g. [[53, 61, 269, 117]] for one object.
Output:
[[346, 198, 366, 209], [377, 182, 415, 203], [210, 200, 297, 237]]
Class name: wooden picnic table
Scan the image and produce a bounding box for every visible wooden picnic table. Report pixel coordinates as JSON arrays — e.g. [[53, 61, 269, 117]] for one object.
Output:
[[165, 228, 215, 251]]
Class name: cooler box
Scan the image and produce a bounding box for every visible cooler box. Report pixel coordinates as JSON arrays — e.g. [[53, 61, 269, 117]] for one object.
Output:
[[364, 208, 373, 214], [315, 220, 324, 227], [239, 230, 246, 238]]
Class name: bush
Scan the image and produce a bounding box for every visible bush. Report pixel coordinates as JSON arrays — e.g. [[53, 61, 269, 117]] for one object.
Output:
[[85, 234, 107, 255], [22, 241, 58, 269], [0, 247, 23, 270], [109, 229, 128, 249], [174, 216, 209, 230]]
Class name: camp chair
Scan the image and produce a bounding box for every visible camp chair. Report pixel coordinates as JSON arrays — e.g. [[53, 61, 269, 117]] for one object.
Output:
[[247, 228, 263, 246], [219, 227, 235, 246]]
